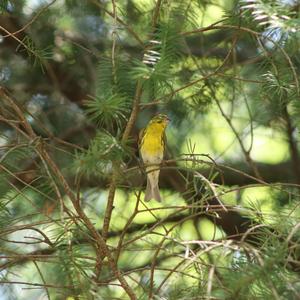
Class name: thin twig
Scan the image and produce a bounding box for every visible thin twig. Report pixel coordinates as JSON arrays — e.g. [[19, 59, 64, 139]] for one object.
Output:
[[33, 261, 51, 300], [3, 0, 57, 38], [181, 24, 299, 94], [152, 0, 162, 28], [90, 0, 144, 47]]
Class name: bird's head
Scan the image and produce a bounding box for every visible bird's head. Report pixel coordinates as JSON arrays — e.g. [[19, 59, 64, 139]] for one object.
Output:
[[149, 114, 170, 128]]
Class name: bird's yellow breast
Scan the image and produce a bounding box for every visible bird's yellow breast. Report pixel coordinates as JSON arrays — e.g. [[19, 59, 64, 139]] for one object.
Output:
[[140, 123, 165, 157]]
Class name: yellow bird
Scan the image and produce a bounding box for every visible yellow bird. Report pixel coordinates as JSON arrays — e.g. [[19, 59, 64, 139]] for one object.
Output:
[[139, 114, 170, 202]]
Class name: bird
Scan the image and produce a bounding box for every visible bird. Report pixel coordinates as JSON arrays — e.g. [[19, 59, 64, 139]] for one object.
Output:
[[139, 114, 170, 202]]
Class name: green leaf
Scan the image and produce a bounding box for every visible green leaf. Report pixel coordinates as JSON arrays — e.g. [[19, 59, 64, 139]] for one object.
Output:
[[0, 0, 9, 14], [84, 93, 129, 129], [74, 131, 129, 178], [16, 36, 53, 69]]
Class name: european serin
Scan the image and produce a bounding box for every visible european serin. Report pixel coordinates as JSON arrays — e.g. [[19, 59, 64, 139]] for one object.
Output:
[[139, 114, 170, 202]]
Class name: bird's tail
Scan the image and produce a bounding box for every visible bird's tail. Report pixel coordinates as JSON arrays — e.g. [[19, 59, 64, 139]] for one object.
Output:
[[144, 167, 161, 202]]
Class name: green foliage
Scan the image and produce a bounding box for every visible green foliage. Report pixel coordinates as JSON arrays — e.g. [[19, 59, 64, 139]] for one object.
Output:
[[1, 144, 34, 172], [95, 58, 135, 97], [17, 36, 52, 69], [258, 70, 291, 121], [131, 24, 183, 101], [0, 196, 12, 229], [46, 246, 95, 299], [262, 70, 293, 102], [187, 83, 213, 114], [240, 0, 299, 32], [0, 0, 9, 14], [74, 131, 129, 178], [84, 57, 138, 130], [249, 60, 297, 127], [130, 6, 187, 104], [222, 233, 299, 299], [84, 93, 129, 129]]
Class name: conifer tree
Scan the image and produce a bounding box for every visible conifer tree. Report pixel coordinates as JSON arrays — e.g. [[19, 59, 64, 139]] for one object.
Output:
[[0, 0, 300, 299]]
